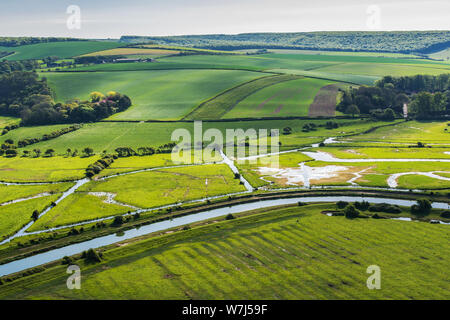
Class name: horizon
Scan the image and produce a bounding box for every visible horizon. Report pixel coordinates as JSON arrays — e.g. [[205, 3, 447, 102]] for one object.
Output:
[[1, 0, 449, 38]]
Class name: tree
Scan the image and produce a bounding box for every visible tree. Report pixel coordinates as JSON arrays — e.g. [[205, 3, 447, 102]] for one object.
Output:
[[344, 205, 360, 219], [345, 104, 360, 118], [31, 210, 39, 221], [89, 91, 105, 103], [82, 147, 94, 157], [383, 108, 395, 121], [44, 148, 55, 157], [411, 199, 432, 216]]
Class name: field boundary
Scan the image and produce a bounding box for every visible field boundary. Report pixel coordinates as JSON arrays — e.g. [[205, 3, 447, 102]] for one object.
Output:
[[182, 74, 303, 120]]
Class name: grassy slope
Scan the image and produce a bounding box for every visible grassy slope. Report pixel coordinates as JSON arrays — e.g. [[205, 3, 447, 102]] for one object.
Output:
[[1, 41, 122, 61], [223, 77, 337, 118], [45, 69, 265, 120], [2, 203, 449, 299], [184, 74, 300, 120]]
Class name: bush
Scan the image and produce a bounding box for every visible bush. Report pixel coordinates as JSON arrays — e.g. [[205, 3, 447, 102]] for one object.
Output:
[[354, 201, 370, 211], [84, 248, 102, 263], [368, 203, 401, 214], [411, 199, 432, 216], [440, 211, 450, 219], [62, 256, 74, 265], [225, 213, 235, 220], [344, 205, 360, 219], [336, 201, 348, 209], [112, 215, 124, 226]]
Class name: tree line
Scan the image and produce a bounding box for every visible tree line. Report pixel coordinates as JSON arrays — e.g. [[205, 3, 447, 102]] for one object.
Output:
[[337, 73, 450, 120], [120, 31, 450, 54], [0, 71, 132, 125], [0, 37, 82, 47]]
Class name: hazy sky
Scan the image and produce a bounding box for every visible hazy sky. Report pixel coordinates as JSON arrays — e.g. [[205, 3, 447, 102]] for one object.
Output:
[[1, 0, 449, 38]]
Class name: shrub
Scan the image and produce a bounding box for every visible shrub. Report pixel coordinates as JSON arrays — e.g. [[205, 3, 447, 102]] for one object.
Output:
[[84, 248, 102, 263], [411, 199, 432, 216], [112, 215, 124, 226], [62, 256, 74, 265], [225, 214, 235, 220], [336, 201, 348, 209], [368, 203, 401, 214], [440, 211, 450, 219], [354, 201, 370, 211], [344, 205, 360, 219]]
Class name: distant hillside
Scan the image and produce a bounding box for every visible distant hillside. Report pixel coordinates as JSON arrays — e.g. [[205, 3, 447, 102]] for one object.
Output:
[[0, 37, 84, 47], [120, 31, 450, 54]]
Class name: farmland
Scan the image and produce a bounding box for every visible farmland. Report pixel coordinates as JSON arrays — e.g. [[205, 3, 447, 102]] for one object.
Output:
[[1, 203, 449, 299], [45, 70, 266, 120], [0, 35, 450, 301], [0, 41, 122, 61]]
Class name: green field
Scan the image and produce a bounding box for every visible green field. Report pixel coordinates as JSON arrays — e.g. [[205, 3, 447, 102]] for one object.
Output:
[[345, 121, 450, 145], [0, 183, 73, 204], [45, 70, 266, 120], [14, 119, 391, 155], [184, 74, 300, 119], [78, 164, 246, 208], [2, 203, 449, 299], [0, 41, 122, 61], [0, 116, 20, 129], [223, 77, 339, 118], [28, 193, 131, 231], [0, 156, 99, 182], [0, 195, 60, 240]]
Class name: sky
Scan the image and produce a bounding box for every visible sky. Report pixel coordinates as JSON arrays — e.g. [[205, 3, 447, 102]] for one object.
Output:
[[0, 0, 449, 38]]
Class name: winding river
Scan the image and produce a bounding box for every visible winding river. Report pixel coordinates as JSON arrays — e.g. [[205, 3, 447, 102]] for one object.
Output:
[[0, 195, 449, 277]]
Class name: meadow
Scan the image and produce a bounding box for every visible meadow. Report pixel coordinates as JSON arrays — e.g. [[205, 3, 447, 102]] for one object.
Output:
[[0, 183, 73, 204], [0, 195, 59, 240], [345, 121, 450, 145], [0, 41, 122, 61], [184, 74, 300, 119], [15, 119, 392, 155], [78, 164, 246, 208], [0, 156, 99, 182], [28, 193, 131, 231], [223, 77, 340, 119], [80, 48, 179, 57], [2, 203, 449, 299], [0, 116, 20, 129], [45, 69, 266, 120]]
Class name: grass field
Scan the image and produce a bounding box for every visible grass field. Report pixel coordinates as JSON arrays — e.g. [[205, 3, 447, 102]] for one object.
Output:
[[223, 77, 340, 118], [0, 124, 73, 145], [0, 183, 73, 204], [313, 147, 450, 159], [2, 203, 449, 299], [0, 116, 20, 129], [0, 156, 99, 182], [397, 174, 450, 190], [15, 119, 391, 155], [0, 195, 60, 240], [45, 70, 265, 120], [428, 47, 450, 62], [78, 164, 246, 208], [346, 121, 450, 145], [80, 48, 179, 57], [28, 193, 131, 231], [184, 74, 300, 119], [0, 41, 122, 61]]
